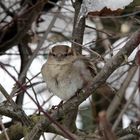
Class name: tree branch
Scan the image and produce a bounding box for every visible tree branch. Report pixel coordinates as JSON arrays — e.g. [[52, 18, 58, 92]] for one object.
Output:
[[107, 65, 138, 121], [72, 0, 85, 54], [0, 0, 47, 54]]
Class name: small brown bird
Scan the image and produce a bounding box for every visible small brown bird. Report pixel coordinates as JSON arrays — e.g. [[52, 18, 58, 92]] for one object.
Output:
[[41, 45, 97, 100]]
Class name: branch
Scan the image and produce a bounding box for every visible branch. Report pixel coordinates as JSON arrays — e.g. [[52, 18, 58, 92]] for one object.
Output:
[[0, 123, 24, 140], [98, 111, 117, 140], [72, 0, 85, 54], [107, 65, 138, 121], [93, 16, 112, 55], [112, 81, 138, 130], [0, 83, 31, 126], [117, 123, 140, 138], [0, 105, 23, 121], [15, 42, 31, 107], [0, 0, 47, 54]]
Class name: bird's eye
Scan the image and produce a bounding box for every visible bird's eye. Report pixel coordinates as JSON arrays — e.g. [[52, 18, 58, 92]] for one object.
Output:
[[64, 53, 68, 56], [51, 53, 56, 56]]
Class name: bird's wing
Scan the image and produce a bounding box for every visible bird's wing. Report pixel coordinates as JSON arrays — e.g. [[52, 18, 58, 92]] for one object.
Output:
[[81, 56, 97, 77]]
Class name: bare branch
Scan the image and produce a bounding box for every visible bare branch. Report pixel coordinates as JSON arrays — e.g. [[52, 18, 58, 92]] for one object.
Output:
[[107, 65, 138, 120]]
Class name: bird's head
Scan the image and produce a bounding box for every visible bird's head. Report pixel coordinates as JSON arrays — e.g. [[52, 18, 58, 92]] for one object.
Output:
[[48, 45, 75, 64]]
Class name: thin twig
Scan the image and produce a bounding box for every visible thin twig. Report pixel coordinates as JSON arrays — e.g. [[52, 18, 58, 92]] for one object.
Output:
[[107, 65, 138, 120], [112, 84, 138, 130]]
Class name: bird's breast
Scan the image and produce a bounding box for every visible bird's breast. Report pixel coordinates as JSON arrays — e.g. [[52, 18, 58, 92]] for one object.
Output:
[[42, 63, 84, 100]]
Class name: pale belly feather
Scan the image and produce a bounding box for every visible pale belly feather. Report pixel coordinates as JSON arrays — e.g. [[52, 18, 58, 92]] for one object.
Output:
[[42, 63, 84, 100]]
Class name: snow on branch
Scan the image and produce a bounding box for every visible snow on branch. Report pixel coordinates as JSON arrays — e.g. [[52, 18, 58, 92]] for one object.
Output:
[[79, 0, 133, 17]]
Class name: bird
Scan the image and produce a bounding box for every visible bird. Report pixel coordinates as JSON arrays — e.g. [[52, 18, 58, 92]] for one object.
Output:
[[41, 45, 97, 100]]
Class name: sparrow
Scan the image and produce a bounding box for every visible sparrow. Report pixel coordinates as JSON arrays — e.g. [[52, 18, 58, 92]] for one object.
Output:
[[41, 45, 97, 100]]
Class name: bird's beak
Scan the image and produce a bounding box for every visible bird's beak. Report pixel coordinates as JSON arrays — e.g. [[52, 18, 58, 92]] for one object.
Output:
[[56, 54, 63, 61]]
